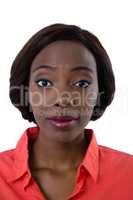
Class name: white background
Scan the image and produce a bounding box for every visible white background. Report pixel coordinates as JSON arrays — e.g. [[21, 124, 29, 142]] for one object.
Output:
[[0, 0, 133, 154]]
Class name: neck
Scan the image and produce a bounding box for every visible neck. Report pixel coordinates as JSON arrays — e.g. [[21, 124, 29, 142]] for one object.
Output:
[[29, 129, 88, 172]]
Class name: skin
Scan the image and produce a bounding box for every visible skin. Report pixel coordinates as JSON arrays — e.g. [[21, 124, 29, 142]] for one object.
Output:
[[28, 40, 98, 199]]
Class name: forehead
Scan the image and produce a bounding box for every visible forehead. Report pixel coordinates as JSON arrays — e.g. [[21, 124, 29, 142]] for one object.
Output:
[[31, 40, 97, 72]]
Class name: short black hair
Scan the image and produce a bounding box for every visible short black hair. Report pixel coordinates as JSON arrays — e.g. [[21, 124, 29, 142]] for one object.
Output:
[[9, 23, 115, 124]]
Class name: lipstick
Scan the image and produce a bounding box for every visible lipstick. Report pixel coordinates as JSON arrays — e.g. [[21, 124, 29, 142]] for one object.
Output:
[[46, 116, 79, 128]]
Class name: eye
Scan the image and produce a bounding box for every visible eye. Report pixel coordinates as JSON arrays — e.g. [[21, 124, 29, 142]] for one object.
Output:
[[35, 79, 52, 87], [73, 80, 91, 88]]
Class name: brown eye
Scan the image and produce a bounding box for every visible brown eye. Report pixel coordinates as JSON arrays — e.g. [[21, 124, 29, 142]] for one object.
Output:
[[35, 79, 52, 87], [74, 80, 91, 88]]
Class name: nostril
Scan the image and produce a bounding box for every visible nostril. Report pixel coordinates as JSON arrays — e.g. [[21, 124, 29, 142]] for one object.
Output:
[[55, 103, 60, 107], [54, 97, 71, 107]]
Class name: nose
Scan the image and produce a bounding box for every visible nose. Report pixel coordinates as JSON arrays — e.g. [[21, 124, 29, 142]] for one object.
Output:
[[54, 82, 79, 107], [55, 92, 74, 107], [52, 80, 78, 108]]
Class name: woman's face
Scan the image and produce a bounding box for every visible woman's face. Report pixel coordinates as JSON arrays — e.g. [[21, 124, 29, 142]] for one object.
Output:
[[28, 40, 98, 142]]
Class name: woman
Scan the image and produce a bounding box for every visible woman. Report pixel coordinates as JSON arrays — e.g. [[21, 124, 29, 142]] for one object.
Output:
[[0, 23, 133, 200]]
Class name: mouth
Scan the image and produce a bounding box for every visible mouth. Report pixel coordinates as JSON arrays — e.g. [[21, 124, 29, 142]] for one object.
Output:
[[46, 116, 80, 128]]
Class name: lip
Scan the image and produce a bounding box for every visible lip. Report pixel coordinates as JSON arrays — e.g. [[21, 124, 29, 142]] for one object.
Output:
[[46, 116, 80, 128], [46, 116, 79, 121]]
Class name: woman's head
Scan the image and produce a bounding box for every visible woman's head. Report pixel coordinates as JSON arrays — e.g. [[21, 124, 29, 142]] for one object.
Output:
[[28, 39, 99, 140], [9, 23, 115, 128]]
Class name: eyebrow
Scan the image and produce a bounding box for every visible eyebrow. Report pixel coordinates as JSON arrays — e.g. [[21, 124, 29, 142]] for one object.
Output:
[[32, 64, 93, 74]]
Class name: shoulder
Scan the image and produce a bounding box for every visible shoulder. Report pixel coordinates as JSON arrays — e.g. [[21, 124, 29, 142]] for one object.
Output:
[[0, 149, 15, 174], [99, 145, 133, 175], [0, 148, 15, 158], [99, 145, 133, 161]]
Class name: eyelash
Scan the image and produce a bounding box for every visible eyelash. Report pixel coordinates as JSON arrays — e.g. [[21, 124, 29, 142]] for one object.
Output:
[[35, 79, 91, 88]]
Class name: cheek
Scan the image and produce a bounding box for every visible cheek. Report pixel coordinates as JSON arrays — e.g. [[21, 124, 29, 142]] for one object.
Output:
[[30, 105, 45, 123], [78, 89, 97, 121], [28, 84, 58, 108], [74, 88, 97, 108], [85, 91, 97, 108], [28, 83, 45, 107]]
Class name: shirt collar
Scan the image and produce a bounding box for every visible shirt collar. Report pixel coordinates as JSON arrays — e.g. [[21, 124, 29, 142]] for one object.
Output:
[[6, 126, 99, 185], [6, 126, 39, 184], [82, 128, 99, 182]]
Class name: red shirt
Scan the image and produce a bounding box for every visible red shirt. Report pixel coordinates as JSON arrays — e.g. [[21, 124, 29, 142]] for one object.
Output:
[[0, 126, 133, 200]]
